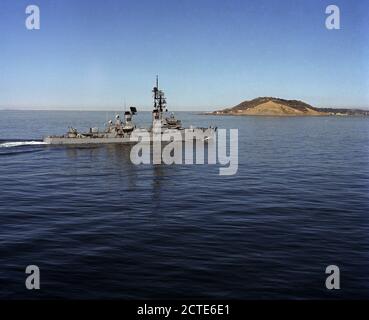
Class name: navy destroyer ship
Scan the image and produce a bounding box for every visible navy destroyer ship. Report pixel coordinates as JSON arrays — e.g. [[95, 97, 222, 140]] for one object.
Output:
[[44, 77, 215, 145]]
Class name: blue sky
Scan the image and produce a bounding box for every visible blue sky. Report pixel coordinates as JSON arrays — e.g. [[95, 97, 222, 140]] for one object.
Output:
[[0, 0, 368, 110]]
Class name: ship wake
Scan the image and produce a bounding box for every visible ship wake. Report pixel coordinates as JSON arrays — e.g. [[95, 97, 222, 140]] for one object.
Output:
[[0, 141, 47, 148]]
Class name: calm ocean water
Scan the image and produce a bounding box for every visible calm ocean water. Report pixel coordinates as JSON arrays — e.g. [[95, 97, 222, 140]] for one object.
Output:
[[0, 110, 369, 299]]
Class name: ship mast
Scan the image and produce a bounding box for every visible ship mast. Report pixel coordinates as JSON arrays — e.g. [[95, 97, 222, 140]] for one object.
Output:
[[152, 75, 167, 123]]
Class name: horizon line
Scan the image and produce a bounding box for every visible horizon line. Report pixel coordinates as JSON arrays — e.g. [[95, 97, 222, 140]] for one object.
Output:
[[1, 104, 369, 112]]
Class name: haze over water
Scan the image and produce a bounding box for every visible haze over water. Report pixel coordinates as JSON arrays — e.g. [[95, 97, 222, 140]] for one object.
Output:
[[1, 111, 369, 299]]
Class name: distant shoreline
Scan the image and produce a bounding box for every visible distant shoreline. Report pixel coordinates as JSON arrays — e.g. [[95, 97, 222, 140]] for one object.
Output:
[[203, 112, 368, 117]]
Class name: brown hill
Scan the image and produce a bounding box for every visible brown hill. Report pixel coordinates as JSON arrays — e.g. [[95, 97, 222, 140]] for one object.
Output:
[[212, 97, 369, 116]]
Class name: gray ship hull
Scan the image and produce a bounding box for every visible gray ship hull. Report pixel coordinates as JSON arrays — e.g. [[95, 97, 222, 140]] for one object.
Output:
[[44, 129, 215, 145], [44, 136, 134, 145]]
